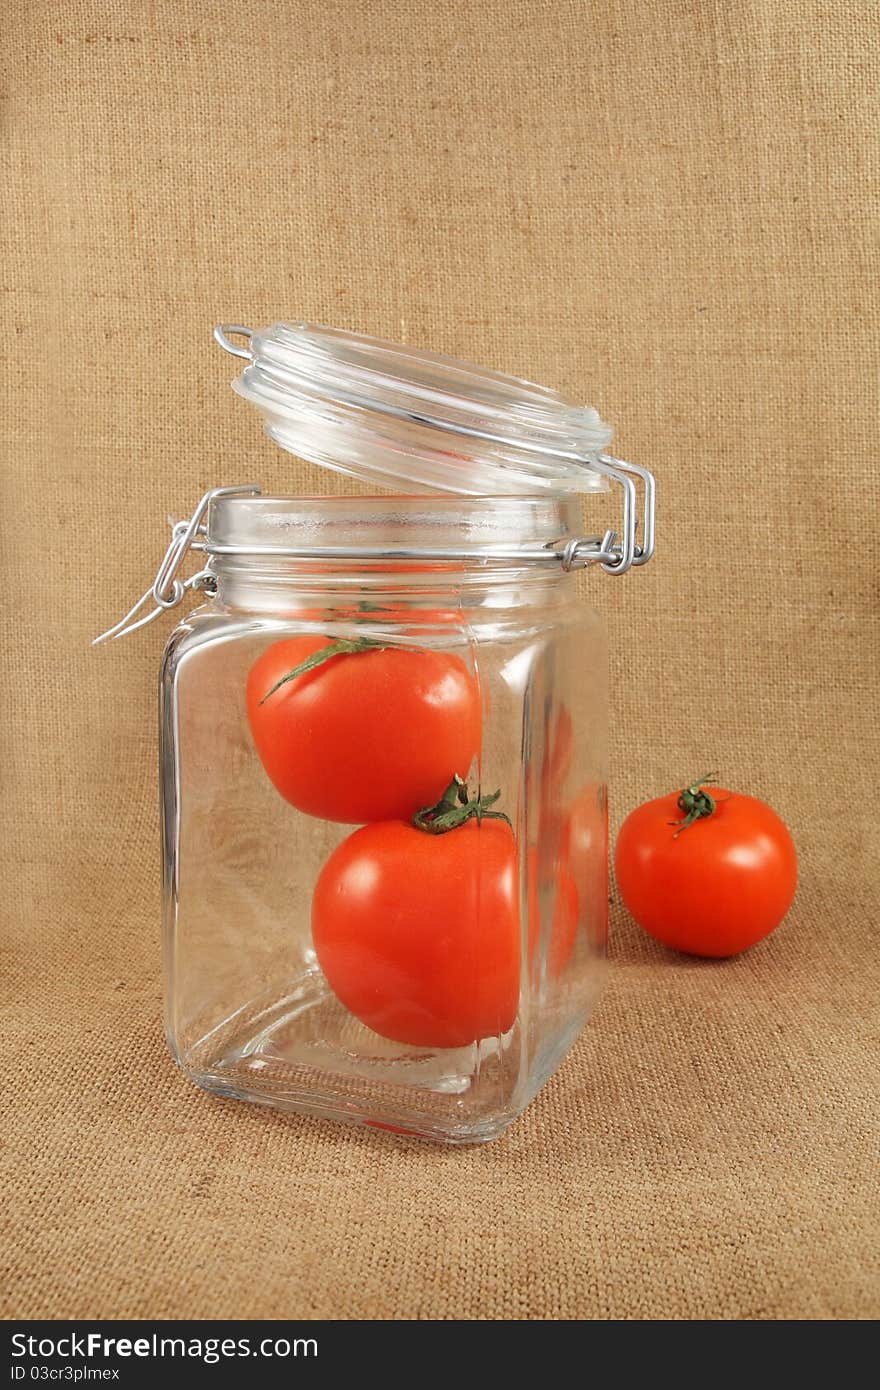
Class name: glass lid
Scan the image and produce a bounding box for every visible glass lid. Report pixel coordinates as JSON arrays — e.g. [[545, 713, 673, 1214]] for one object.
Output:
[[214, 322, 614, 496]]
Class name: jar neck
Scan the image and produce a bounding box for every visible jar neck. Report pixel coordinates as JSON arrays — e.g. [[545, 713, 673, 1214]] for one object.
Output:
[[203, 492, 587, 615], [209, 556, 577, 615]]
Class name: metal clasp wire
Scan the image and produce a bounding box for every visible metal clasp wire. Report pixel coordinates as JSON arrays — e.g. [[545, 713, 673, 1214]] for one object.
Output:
[[609, 456, 655, 568], [561, 454, 655, 574], [213, 325, 254, 360], [92, 484, 261, 645]]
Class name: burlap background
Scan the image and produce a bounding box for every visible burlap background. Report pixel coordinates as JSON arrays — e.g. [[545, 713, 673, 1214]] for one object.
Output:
[[2, 1, 877, 1321]]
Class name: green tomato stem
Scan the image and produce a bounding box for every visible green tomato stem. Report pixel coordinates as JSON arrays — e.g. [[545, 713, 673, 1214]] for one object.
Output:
[[413, 775, 512, 835], [671, 772, 720, 837], [259, 637, 390, 704]]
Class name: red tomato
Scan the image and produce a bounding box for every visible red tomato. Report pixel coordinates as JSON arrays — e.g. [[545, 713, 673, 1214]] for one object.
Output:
[[527, 850, 580, 980], [614, 781, 797, 957], [247, 636, 481, 823], [312, 819, 520, 1048]]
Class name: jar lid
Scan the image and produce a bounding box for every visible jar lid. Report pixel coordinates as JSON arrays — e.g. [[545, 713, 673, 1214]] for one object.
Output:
[[214, 322, 613, 496]]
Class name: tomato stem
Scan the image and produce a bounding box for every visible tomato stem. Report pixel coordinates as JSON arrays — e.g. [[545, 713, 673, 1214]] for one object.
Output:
[[413, 775, 512, 835], [671, 772, 720, 837], [259, 637, 391, 704]]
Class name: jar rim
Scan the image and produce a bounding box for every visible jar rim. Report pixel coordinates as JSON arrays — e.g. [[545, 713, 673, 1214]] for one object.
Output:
[[203, 491, 592, 570]]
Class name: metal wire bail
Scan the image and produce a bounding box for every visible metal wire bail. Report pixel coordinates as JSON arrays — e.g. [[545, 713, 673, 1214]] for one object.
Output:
[[92, 485, 262, 645], [213, 325, 254, 360]]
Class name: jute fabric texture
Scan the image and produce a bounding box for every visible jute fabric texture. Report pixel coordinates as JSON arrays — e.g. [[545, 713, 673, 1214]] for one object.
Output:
[[2, 1, 877, 1319]]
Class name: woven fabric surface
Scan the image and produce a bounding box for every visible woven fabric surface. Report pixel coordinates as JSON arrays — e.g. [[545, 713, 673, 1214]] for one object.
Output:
[[2, 0, 878, 1320]]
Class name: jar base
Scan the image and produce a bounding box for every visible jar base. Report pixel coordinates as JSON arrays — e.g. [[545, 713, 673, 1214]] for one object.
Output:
[[170, 968, 532, 1144], [181, 1067, 518, 1145]]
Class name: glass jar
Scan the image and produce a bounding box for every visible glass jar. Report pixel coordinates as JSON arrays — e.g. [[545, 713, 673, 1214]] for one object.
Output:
[[98, 322, 654, 1144]]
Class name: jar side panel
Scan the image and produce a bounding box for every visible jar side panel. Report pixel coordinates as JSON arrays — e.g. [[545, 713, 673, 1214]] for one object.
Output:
[[510, 607, 608, 1103]]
